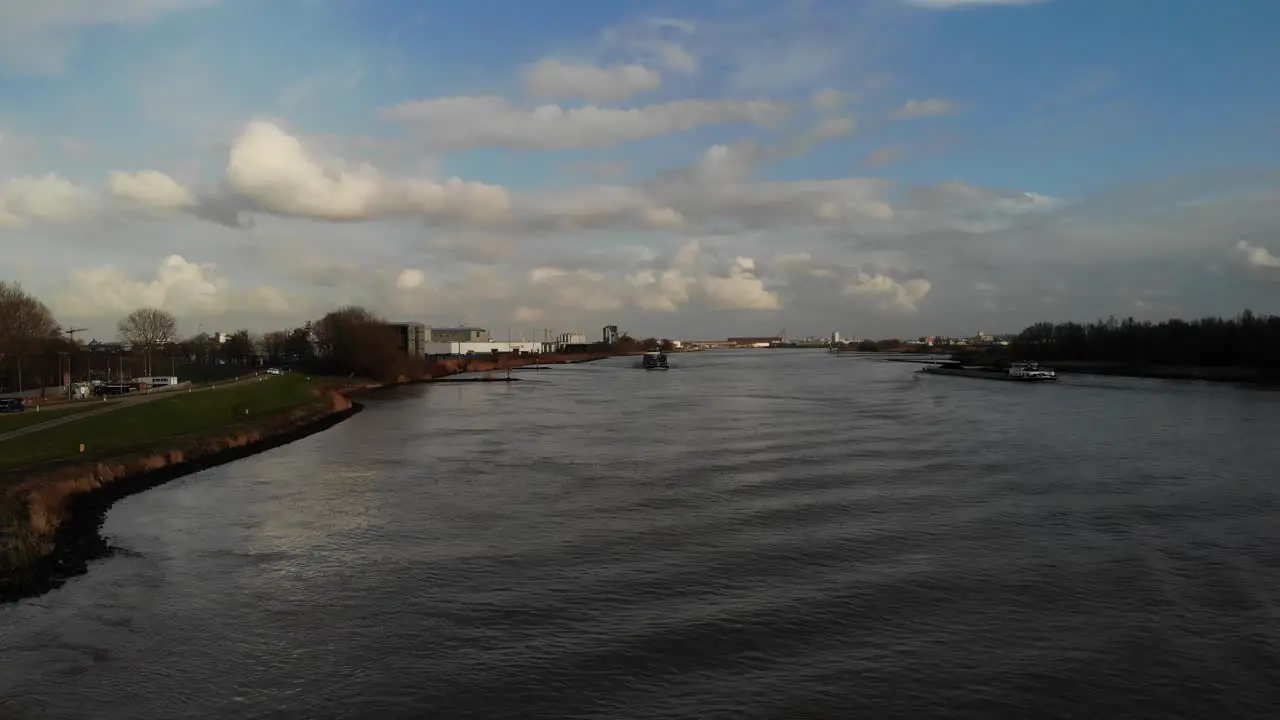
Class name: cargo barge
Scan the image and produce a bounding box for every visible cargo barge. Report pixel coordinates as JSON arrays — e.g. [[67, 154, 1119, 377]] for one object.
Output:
[[917, 360, 1058, 382]]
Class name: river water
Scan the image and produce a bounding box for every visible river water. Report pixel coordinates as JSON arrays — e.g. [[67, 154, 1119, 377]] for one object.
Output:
[[2, 351, 1279, 719]]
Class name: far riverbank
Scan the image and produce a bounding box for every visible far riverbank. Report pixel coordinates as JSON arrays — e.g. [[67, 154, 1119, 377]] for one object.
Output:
[[902, 349, 1278, 385], [1039, 361, 1277, 384]]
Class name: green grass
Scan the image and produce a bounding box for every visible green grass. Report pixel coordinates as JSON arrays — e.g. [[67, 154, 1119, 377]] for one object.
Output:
[[173, 363, 254, 384], [0, 374, 326, 472], [0, 403, 110, 432]]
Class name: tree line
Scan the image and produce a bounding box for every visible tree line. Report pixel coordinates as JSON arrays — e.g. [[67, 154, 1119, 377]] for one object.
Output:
[[1010, 310, 1280, 368], [0, 282, 429, 393], [561, 333, 672, 354]]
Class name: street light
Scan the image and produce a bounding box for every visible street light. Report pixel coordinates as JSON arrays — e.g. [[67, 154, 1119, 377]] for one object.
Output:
[[57, 351, 69, 400]]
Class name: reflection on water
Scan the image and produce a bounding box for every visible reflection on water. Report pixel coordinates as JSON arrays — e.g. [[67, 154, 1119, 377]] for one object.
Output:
[[3, 352, 1279, 719]]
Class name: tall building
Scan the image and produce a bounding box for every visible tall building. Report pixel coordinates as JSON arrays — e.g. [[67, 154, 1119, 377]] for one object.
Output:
[[388, 322, 427, 357], [602, 325, 619, 344]]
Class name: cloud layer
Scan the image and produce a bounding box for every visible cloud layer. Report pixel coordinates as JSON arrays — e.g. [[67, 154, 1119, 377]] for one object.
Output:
[[2, 0, 1278, 341]]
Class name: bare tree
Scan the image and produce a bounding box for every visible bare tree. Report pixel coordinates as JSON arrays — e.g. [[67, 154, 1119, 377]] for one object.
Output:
[[225, 329, 254, 365], [117, 308, 178, 375], [262, 330, 288, 363], [0, 281, 61, 392], [311, 306, 414, 380]]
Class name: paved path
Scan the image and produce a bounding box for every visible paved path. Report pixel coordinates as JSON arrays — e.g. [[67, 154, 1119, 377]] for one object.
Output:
[[0, 378, 261, 444]]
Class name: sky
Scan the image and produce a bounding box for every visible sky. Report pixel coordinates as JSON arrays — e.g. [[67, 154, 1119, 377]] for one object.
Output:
[[2, 0, 1279, 342]]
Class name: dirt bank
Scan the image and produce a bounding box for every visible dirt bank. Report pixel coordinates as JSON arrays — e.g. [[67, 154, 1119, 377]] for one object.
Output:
[[0, 388, 359, 603]]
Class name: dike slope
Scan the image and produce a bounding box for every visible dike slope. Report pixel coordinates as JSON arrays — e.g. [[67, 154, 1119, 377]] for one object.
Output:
[[1, 351, 615, 603], [0, 388, 359, 603]]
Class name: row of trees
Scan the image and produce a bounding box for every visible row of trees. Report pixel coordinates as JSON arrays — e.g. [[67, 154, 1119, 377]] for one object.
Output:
[[1011, 310, 1280, 368], [0, 282, 433, 393], [17, 272, 1275, 389], [170, 307, 424, 381], [563, 334, 673, 354], [1, 282, 82, 392], [850, 339, 906, 352]]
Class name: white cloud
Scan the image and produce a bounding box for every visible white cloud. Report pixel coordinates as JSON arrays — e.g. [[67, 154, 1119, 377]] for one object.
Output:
[[1235, 241, 1280, 270], [528, 267, 627, 312], [6, 3, 1277, 343], [842, 272, 932, 313], [223, 120, 511, 221], [702, 257, 780, 311], [626, 241, 699, 312], [523, 59, 662, 102], [893, 98, 962, 118], [395, 268, 427, 290], [381, 96, 790, 151], [53, 254, 293, 318], [629, 267, 696, 312], [0, 173, 97, 226], [519, 243, 781, 315], [108, 170, 196, 211], [655, 42, 697, 74]]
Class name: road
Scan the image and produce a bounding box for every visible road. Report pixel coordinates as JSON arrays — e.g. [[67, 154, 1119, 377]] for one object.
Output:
[[0, 378, 262, 445]]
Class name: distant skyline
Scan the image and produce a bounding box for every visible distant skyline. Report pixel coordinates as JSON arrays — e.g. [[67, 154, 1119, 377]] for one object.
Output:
[[2, 0, 1279, 342]]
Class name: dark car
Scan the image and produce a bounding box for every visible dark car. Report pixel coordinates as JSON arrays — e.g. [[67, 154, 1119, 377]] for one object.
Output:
[[0, 398, 25, 413]]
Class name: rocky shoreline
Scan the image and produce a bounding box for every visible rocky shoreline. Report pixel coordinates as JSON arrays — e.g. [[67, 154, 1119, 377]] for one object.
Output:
[[0, 351, 614, 604]]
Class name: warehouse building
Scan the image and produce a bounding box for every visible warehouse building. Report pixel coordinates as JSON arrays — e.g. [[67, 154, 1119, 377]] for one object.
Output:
[[429, 326, 490, 343], [424, 340, 551, 356]]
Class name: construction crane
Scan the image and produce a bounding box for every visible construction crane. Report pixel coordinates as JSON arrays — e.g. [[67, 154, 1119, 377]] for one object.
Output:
[[61, 326, 88, 344]]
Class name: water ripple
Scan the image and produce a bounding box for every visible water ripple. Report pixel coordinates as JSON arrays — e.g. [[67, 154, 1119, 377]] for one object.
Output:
[[3, 351, 1280, 719]]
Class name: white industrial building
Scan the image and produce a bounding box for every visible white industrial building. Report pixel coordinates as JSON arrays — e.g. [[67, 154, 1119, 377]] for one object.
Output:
[[556, 332, 587, 346], [424, 340, 551, 356]]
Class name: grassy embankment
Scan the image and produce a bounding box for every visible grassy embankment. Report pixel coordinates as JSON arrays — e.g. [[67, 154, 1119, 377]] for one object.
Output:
[[0, 403, 109, 432], [0, 374, 334, 472], [0, 353, 611, 598], [0, 373, 358, 591]]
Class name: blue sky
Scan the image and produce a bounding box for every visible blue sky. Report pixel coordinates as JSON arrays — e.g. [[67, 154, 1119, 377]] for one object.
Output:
[[2, 0, 1279, 339]]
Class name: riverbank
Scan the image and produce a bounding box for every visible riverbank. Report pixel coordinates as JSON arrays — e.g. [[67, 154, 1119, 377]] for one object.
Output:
[[423, 351, 615, 379], [932, 349, 1278, 385], [0, 351, 615, 603], [1038, 361, 1277, 383], [0, 384, 359, 601]]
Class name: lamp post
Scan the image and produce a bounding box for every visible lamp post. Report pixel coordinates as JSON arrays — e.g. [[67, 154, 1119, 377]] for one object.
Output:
[[57, 351, 69, 400]]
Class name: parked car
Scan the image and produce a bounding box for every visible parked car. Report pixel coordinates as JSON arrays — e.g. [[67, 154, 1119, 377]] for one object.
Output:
[[0, 398, 25, 413], [266, 367, 283, 375]]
